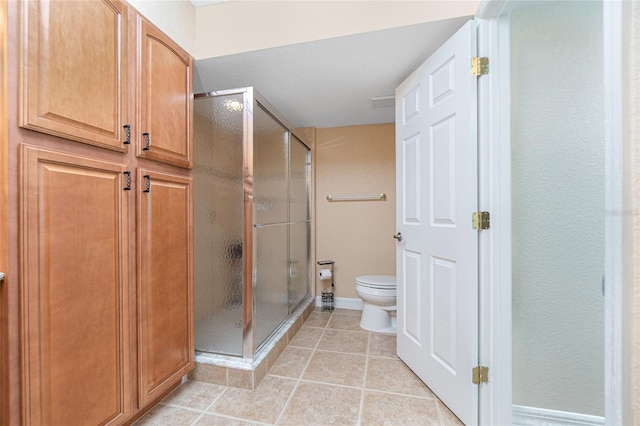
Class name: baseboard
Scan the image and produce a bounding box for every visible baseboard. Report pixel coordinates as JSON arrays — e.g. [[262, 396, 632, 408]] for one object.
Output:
[[314, 296, 363, 311], [512, 405, 605, 426]]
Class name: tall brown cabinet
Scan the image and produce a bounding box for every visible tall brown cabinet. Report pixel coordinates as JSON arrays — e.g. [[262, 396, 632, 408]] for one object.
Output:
[[12, 0, 194, 424]]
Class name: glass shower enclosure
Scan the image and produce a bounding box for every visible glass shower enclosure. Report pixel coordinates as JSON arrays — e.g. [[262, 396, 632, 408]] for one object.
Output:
[[193, 87, 311, 360]]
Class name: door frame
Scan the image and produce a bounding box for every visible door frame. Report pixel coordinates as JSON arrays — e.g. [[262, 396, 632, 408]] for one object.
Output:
[[475, 1, 628, 424]]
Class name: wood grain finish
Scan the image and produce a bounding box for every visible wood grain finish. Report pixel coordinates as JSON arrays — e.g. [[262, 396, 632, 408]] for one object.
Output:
[[137, 19, 193, 169], [1, 0, 9, 423], [137, 169, 194, 406], [19, 0, 129, 151], [20, 145, 131, 425]]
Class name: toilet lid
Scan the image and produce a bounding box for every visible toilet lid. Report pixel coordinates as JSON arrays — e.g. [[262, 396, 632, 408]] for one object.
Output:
[[356, 275, 396, 289]]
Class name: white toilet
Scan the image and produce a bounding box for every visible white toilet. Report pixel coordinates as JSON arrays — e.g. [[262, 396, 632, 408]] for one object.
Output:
[[355, 275, 397, 334]]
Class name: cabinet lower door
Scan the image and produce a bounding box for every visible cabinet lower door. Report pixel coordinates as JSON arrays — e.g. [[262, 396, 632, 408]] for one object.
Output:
[[20, 145, 131, 425], [137, 169, 193, 406]]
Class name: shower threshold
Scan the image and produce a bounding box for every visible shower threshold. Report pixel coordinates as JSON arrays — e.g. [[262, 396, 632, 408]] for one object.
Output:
[[189, 298, 315, 390]]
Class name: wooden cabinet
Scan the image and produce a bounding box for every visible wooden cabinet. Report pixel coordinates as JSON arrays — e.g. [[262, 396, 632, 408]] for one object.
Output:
[[137, 169, 193, 405], [19, 0, 193, 169], [14, 0, 195, 423], [20, 0, 130, 152], [20, 145, 131, 425], [137, 20, 193, 168]]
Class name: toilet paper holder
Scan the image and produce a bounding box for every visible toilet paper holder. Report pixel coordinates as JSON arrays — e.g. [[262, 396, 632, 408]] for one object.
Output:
[[317, 260, 335, 312]]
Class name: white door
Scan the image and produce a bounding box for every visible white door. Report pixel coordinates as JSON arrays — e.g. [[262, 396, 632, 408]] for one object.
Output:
[[395, 20, 479, 425]]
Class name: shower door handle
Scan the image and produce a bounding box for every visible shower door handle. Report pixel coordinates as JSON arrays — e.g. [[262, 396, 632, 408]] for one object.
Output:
[[393, 232, 403, 242]]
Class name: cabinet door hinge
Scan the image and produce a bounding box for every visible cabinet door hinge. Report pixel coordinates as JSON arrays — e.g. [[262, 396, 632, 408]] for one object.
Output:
[[472, 366, 489, 384], [472, 211, 490, 230], [471, 57, 489, 76]]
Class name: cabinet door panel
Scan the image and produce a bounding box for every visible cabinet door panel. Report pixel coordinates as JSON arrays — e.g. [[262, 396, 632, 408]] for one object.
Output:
[[138, 20, 193, 168], [20, 0, 129, 151], [20, 145, 130, 425], [137, 169, 193, 406]]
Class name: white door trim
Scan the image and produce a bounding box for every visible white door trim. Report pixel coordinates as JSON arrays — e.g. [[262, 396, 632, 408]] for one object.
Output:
[[475, 6, 514, 425], [602, 1, 628, 424], [476, 1, 626, 424]]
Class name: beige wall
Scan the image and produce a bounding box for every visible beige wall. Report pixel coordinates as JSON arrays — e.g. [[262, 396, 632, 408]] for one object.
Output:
[[128, 0, 196, 55], [195, 1, 479, 59], [314, 124, 396, 299], [127, 0, 479, 60]]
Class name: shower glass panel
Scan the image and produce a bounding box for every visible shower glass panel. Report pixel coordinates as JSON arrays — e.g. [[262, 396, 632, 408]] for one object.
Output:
[[193, 93, 245, 356], [254, 104, 289, 225], [193, 87, 311, 360], [289, 135, 310, 309], [253, 103, 290, 349], [254, 225, 289, 348]]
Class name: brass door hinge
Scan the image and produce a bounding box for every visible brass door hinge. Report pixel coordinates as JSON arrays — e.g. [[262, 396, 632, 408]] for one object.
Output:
[[472, 366, 489, 384], [472, 211, 490, 230], [471, 57, 489, 76]]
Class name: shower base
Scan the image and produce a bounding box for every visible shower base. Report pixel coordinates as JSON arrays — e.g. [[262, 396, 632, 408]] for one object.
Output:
[[188, 298, 315, 390]]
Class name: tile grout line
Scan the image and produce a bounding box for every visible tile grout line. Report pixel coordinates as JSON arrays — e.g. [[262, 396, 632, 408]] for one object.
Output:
[[434, 400, 446, 426], [273, 309, 333, 425], [356, 331, 372, 426], [201, 385, 229, 415]]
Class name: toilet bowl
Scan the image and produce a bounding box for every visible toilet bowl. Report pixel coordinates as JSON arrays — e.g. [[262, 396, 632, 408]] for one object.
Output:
[[355, 275, 396, 334]]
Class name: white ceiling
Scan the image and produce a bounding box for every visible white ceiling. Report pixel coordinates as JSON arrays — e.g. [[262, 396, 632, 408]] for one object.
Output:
[[190, 0, 226, 7], [194, 16, 471, 128]]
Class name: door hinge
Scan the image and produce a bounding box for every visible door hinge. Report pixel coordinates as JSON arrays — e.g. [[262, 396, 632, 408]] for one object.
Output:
[[472, 366, 489, 384], [472, 211, 490, 230], [471, 57, 489, 76]]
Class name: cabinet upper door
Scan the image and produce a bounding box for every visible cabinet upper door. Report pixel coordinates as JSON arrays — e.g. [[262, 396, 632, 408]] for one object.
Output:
[[20, 145, 131, 425], [20, 0, 130, 151], [137, 169, 194, 406], [137, 19, 193, 169]]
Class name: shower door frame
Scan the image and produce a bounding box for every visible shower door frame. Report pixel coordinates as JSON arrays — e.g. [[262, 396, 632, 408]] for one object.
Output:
[[195, 87, 312, 361], [246, 89, 312, 358]]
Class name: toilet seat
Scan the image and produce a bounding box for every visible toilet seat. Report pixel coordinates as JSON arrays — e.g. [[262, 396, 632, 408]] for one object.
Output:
[[355, 275, 396, 289]]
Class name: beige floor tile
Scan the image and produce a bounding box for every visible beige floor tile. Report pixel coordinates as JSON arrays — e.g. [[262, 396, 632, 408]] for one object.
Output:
[[303, 351, 366, 387], [365, 358, 435, 398], [162, 380, 226, 410], [134, 405, 201, 425], [439, 401, 464, 425], [368, 333, 397, 358], [361, 391, 441, 426], [278, 382, 361, 425], [327, 314, 363, 331], [303, 312, 331, 328], [269, 347, 313, 379], [316, 329, 369, 355], [193, 413, 262, 425], [209, 375, 296, 424], [288, 327, 323, 348], [332, 308, 361, 317]]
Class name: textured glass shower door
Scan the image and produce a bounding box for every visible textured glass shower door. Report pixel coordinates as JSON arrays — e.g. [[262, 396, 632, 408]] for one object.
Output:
[[289, 135, 310, 309], [193, 87, 311, 359], [193, 93, 245, 356], [253, 103, 290, 349]]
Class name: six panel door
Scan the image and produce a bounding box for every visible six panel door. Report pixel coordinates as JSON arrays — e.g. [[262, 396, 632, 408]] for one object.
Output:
[[20, 0, 130, 151], [137, 169, 194, 406], [20, 145, 131, 425], [395, 20, 479, 425]]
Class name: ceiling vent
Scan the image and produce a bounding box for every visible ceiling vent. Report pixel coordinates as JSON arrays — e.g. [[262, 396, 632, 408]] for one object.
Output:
[[371, 96, 395, 109]]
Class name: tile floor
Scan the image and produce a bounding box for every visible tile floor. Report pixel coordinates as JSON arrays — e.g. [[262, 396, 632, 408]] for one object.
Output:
[[135, 308, 464, 426]]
